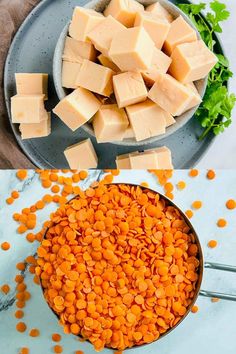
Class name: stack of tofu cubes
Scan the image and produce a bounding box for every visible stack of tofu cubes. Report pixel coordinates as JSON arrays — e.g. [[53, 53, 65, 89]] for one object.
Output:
[[11, 74, 51, 139], [54, 0, 217, 145]]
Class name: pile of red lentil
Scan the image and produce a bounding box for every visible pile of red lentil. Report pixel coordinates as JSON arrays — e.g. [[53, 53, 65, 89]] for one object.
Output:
[[36, 182, 200, 351]]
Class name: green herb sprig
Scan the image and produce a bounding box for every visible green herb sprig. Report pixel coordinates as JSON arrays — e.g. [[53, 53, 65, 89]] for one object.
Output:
[[178, 1, 236, 140]]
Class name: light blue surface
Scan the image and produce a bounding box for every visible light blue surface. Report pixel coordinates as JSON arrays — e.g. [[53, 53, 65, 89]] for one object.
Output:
[[0, 170, 236, 354]]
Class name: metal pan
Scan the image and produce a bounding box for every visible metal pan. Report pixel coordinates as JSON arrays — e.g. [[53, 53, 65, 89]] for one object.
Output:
[[40, 183, 236, 350]]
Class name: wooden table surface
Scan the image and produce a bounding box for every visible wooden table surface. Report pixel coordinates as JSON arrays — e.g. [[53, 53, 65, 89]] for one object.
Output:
[[0, 0, 41, 168]]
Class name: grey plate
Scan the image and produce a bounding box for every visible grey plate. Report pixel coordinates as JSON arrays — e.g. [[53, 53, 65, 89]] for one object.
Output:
[[4, 0, 223, 169]]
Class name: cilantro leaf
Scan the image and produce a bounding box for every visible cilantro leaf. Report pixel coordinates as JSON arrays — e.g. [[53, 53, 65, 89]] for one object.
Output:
[[209, 0, 230, 32], [178, 0, 235, 140], [178, 3, 206, 15]]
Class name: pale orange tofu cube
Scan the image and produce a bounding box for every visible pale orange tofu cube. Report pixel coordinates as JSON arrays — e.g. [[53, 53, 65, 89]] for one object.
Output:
[[53, 88, 101, 131], [76, 60, 114, 96], [116, 153, 131, 169], [130, 151, 159, 169], [184, 82, 202, 111], [20, 113, 51, 139], [104, 0, 144, 27], [141, 47, 172, 87], [113, 72, 147, 108], [87, 15, 125, 57], [64, 138, 98, 169], [169, 40, 218, 83], [146, 2, 173, 23], [11, 94, 47, 123], [98, 54, 120, 72], [148, 73, 195, 116], [15, 73, 48, 100], [69, 7, 104, 42], [164, 16, 197, 55], [123, 125, 135, 139], [126, 99, 168, 141], [134, 11, 170, 49], [62, 60, 82, 89], [93, 104, 129, 142], [109, 26, 155, 71], [152, 146, 173, 169], [62, 36, 97, 62]]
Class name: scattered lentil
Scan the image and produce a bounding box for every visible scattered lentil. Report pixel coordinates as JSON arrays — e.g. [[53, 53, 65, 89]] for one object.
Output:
[[191, 201, 202, 210], [29, 328, 40, 337], [206, 170, 216, 180], [16, 322, 27, 333], [1, 284, 10, 294], [52, 334, 62, 342], [1, 242, 10, 251], [185, 210, 194, 219], [208, 240, 218, 248], [191, 305, 199, 313], [226, 199, 236, 210], [19, 348, 29, 354], [217, 219, 227, 228], [189, 169, 199, 177], [15, 310, 24, 319], [177, 181, 186, 190], [16, 170, 28, 180], [53, 345, 63, 353]]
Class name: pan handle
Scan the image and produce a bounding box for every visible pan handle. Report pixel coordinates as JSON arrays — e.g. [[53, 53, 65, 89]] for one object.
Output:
[[204, 262, 236, 273], [199, 262, 236, 302]]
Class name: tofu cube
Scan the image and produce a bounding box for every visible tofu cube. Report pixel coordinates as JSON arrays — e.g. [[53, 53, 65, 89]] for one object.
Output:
[[146, 2, 173, 23], [148, 73, 195, 116], [19, 113, 51, 139], [109, 26, 155, 71], [141, 47, 172, 87], [134, 11, 170, 49], [184, 82, 202, 111], [164, 16, 197, 55], [64, 138, 98, 169], [11, 94, 47, 123], [93, 104, 129, 142], [126, 99, 168, 141], [116, 153, 131, 169], [116, 145, 173, 169], [76, 60, 114, 96], [104, 0, 144, 27], [98, 54, 120, 72], [15, 73, 48, 100], [62, 36, 97, 62], [130, 151, 159, 169], [88, 15, 125, 57], [113, 72, 147, 108], [169, 40, 218, 83], [69, 7, 104, 42], [62, 60, 82, 89], [152, 146, 173, 169], [53, 88, 101, 131]]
